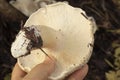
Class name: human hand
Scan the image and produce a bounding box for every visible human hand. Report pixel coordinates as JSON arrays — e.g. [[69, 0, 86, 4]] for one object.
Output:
[[11, 57, 88, 80]]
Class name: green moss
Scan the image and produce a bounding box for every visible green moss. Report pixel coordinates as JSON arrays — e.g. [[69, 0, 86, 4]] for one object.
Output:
[[4, 73, 11, 80], [106, 70, 120, 80]]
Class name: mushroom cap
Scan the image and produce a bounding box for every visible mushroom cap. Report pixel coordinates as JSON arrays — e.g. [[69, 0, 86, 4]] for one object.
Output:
[[12, 2, 96, 80]]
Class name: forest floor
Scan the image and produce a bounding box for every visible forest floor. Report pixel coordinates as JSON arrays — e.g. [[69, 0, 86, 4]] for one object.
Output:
[[0, 0, 120, 80]]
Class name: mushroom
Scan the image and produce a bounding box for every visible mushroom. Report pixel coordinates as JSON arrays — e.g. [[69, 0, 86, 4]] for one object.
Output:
[[11, 2, 96, 80], [10, 0, 56, 16]]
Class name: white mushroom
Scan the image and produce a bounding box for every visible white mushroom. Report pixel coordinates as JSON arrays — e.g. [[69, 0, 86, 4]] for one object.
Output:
[[11, 2, 96, 80], [10, 0, 56, 16]]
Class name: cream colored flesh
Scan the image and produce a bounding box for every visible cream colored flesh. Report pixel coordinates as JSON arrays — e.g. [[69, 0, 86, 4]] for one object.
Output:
[[11, 2, 96, 80]]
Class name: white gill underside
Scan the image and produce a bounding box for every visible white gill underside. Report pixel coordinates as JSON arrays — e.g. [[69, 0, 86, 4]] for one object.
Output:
[[11, 2, 96, 80]]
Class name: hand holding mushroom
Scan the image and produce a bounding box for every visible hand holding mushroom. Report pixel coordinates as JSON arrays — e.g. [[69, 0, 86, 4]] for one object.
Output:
[[11, 56, 88, 80], [11, 2, 96, 80]]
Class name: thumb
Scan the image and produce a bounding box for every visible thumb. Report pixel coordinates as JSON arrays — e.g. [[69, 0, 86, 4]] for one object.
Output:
[[23, 56, 56, 80]]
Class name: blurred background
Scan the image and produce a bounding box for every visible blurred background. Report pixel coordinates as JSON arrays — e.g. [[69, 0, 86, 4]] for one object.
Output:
[[0, 0, 120, 80]]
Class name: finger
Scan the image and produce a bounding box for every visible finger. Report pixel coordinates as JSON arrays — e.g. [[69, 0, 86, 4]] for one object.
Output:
[[23, 56, 56, 80], [11, 63, 27, 80], [68, 64, 88, 80]]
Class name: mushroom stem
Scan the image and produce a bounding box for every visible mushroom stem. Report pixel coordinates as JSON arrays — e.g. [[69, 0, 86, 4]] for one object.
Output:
[[11, 31, 31, 58], [35, 25, 63, 49], [11, 25, 63, 58]]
